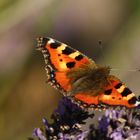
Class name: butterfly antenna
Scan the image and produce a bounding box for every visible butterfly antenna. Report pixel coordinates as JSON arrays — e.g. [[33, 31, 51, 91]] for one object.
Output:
[[111, 68, 140, 72], [98, 40, 105, 59], [97, 40, 107, 65], [97, 41, 140, 73]]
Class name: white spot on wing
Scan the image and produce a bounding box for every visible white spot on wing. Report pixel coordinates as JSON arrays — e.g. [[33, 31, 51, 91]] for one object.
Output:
[[48, 38, 55, 44], [135, 101, 140, 106]]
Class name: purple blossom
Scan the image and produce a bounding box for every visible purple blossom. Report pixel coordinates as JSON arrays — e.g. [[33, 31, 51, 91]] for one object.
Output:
[[31, 97, 140, 140], [33, 128, 46, 140]]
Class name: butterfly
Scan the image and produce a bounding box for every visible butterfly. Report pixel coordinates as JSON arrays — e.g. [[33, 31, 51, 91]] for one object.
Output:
[[35, 37, 140, 109]]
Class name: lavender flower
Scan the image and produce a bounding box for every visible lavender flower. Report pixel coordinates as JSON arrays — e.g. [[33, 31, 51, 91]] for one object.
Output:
[[31, 97, 140, 140], [87, 108, 140, 140], [31, 97, 94, 140]]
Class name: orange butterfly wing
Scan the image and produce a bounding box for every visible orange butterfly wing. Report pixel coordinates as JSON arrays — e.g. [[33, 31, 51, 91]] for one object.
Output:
[[74, 79, 138, 108], [36, 37, 90, 93], [98, 79, 137, 108], [36, 37, 140, 108]]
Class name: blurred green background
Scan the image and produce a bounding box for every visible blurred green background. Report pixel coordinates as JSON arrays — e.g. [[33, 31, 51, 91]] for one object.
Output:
[[1, 0, 140, 139]]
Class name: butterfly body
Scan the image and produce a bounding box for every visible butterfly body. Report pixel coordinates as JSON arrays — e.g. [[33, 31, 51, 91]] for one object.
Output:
[[36, 37, 140, 109]]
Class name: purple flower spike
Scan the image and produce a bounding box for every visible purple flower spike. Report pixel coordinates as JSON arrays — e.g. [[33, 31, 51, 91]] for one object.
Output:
[[42, 118, 49, 129], [110, 131, 123, 140], [98, 115, 109, 132], [31, 97, 140, 140], [33, 128, 46, 140]]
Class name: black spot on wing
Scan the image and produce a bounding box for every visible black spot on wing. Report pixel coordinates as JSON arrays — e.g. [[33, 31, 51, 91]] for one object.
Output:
[[75, 55, 84, 61], [115, 83, 122, 89], [121, 88, 132, 97], [66, 62, 76, 69], [128, 96, 137, 104], [42, 38, 50, 47], [62, 47, 75, 55], [104, 89, 112, 95], [50, 41, 61, 49], [138, 96, 140, 100]]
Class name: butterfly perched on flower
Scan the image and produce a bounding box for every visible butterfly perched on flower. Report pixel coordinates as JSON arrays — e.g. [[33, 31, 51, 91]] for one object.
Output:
[[35, 37, 140, 109]]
